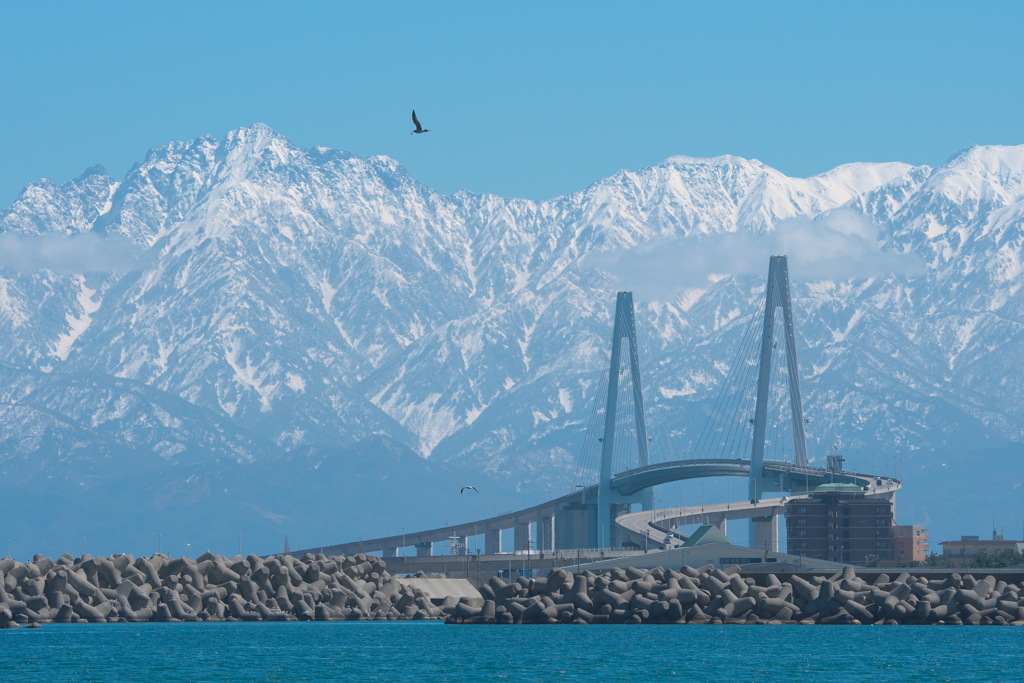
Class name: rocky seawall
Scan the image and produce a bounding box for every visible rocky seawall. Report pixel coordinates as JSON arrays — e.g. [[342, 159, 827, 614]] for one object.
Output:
[[0, 552, 447, 626], [4, 553, 1024, 626], [462, 564, 1024, 625]]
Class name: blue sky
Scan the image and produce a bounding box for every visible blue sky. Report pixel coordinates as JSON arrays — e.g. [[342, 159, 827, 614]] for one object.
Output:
[[1, 1, 1022, 204]]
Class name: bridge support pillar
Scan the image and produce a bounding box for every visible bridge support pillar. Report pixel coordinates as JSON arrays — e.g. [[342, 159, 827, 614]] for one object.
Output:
[[537, 515, 554, 553], [597, 292, 653, 549], [713, 518, 727, 536], [484, 529, 501, 555], [556, 503, 596, 550], [514, 522, 532, 552], [750, 512, 778, 554], [415, 542, 432, 557], [382, 547, 398, 558], [749, 255, 807, 537]]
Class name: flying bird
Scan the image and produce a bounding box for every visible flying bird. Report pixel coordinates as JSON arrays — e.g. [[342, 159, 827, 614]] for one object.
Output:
[[460, 486, 479, 494], [411, 110, 430, 135]]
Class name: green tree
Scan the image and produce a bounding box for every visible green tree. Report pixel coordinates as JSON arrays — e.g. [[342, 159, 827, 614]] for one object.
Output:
[[924, 552, 954, 567], [972, 549, 1024, 568], [970, 550, 993, 568]]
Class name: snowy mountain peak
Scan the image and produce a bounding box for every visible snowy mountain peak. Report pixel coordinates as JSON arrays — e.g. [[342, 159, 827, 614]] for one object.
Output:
[[1, 129, 1023, 511], [935, 143, 1024, 198], [220, 122, 295, 167], [808, 161, 918, 203], [661, 153, 767, 169]]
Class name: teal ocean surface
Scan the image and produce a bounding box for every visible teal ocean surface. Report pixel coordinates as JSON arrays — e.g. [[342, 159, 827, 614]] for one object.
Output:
[[2, 621, 1021, 682]]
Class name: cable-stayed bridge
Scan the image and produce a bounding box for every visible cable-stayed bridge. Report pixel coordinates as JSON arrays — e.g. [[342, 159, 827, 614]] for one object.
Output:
[[307, 256, 901, 559]]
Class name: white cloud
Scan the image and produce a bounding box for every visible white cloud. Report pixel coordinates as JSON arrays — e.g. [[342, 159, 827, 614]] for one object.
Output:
[[0, 232, 152, 273], [587, 208, 925, 298]]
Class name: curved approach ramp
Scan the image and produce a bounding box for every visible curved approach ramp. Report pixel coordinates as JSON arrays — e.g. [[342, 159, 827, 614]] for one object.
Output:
[[614, 470, 902, 550]]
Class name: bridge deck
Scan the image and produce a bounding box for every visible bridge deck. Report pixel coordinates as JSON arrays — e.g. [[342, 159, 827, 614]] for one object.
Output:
[[299, 459, 901, 557]]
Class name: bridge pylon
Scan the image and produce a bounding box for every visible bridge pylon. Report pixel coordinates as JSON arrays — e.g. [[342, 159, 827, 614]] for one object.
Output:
[[749, 255, 808, 502], [596, 291, 654, 548]]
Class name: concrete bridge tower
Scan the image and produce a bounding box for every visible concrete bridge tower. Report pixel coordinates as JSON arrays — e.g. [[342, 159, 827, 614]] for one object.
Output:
[[749, 255, 808, 549], [596, 291, 654, 548]]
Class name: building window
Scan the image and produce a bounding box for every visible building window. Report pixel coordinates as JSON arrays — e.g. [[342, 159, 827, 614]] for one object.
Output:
[[876, 507, 888, 514], [843, 530, 850, 539], [877, 541, 889, 549], [795, 530, 807, 537], [843, 507, 850, 516], [797, 541, 807, 549], [719, 557, 763, 565], [842, 542, 850, 550], [843, 519, 850, 528], [795, 519, 807, 526], [843, 552, 851, 562], [876, 519, 888, 525], [795, 507, 807, 514]]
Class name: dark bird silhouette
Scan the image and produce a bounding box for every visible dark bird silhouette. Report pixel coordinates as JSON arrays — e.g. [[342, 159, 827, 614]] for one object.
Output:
[[460, 486, 479, 494], [411, 110, 430, 135]]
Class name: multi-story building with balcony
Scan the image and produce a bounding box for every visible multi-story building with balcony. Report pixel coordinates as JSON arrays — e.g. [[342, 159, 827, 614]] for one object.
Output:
[[893, 525, 929, 562], [785, 483, 894, 564]]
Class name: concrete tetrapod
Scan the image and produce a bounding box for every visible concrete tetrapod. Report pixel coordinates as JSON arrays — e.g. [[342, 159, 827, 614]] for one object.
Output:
[[0, 552, 447, 625], [441, 564, 1024, 625]]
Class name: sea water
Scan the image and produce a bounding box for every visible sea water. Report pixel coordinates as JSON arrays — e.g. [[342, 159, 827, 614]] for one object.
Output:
[[1, 621, 1021, 682]]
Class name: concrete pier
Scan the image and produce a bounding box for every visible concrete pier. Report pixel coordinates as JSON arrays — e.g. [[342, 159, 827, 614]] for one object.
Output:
[[537, 515, 555, 553], [484, 529, 501, 555], [750, 512, 779, 554], [514, 522, 532, 552]]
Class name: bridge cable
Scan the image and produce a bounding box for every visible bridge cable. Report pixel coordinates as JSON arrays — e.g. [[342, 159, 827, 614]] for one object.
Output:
[[688, 292, 766, 461], [615, 330, 639, 475], [570, 333, 613, 491], [700, 291, 767, 461], [719, 303, 765, 460], [720, 292, 767, 459], [633, 302, 669, 466], [577, 371, 608, 488]]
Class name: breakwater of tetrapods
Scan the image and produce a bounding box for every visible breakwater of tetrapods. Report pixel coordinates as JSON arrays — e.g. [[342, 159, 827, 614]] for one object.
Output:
[[0, 552, 449, 626], [3, 553, 1024, 626], [461, 564, 1024, 625]]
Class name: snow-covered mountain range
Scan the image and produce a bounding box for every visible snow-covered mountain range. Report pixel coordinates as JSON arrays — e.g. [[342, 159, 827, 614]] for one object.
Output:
[[2, 125, 1022, 556]]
